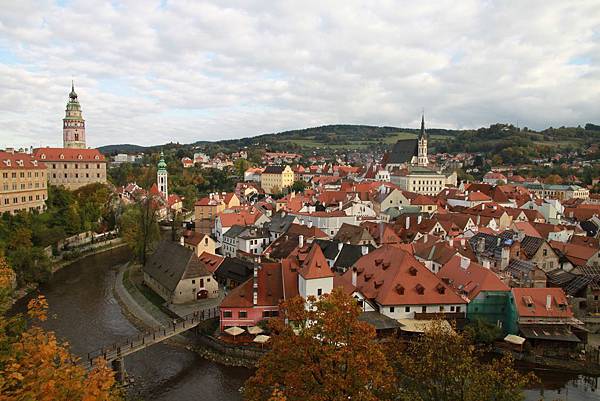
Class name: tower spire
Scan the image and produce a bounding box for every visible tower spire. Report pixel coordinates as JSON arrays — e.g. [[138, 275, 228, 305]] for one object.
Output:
[[420, 110, 426, 139]]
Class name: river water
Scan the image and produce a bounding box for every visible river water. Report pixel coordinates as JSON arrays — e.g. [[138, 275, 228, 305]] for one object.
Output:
[[11, 247, 600, 401]]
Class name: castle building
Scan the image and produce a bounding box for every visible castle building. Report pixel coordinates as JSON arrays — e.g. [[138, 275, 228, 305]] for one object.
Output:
[[157, 151, 168, 199], [0, 150, 48, 214], [32, 84, 107, 190], [417, 114, 429, 167], [63, 82, 86, 149]]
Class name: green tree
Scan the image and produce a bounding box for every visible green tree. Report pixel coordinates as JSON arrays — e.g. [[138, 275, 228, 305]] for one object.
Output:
[[289, 180, 307, 193], [388, 320, 534, 401], [119, 198, 160, 265]]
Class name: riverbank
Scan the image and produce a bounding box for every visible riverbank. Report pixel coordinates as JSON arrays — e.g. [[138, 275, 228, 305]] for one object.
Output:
[[11, 239, 127, 304], [114, 262, 262, 368]]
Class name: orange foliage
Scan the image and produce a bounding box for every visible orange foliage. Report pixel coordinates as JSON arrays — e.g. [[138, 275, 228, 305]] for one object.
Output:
[[0, 292, 122, 401]]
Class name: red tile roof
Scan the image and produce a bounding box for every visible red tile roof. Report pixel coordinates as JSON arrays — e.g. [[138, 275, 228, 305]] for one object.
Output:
[[33, 147, 106, 161], [197, 251, 224, 274], [340, 245, 465, 306], [220, 262, 283, 308], [438, 256, 509, 300], [298, 243, 335, 279], [511, 288, 573, 319], [0, 151, 46, 170]]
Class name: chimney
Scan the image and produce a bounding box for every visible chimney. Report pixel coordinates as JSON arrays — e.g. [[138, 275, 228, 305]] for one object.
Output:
[[339, 201, 343, 210], [253, 265, 259, 306], [546, 295, 552, 310], [405, 217, 410, 230], [379, 221, 384, 243], [338, 242, 343, 252], [298, 234, 304, 248], [361, 245, 369, 255], [417, 215, 422, 224], [460, 257, 470, 270], [307, 220, 313, 228], [352, 268, 357, 287], [179, 236, 184, 246], [477, 237, 485, 254], [460, 238, 466, 247]]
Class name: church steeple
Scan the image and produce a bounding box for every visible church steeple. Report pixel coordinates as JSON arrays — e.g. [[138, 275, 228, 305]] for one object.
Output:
[[63, 82, 86, 149], [417, 112, 429, 167], [419, 111, 427, 140]]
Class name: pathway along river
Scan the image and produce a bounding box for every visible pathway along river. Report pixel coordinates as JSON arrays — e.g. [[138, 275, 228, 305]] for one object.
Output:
[[10, 247, 600, 400]]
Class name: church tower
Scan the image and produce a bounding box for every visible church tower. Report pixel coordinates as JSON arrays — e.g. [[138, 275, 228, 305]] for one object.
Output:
[[417, 113, 429, 166], [63, 82, 86, 149], [157, 151, 168, 199]]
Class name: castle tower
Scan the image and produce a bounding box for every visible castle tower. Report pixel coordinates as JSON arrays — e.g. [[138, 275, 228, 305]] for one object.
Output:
[[417, 113, 429, 166], [157, 151, 168, 199], [63, 81, 86, 149]]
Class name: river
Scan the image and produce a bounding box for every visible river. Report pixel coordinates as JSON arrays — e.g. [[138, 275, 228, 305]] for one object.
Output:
[[11, 247, 600, 401]]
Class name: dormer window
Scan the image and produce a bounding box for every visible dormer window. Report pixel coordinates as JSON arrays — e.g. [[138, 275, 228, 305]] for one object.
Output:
[[523, 296, 534, 308], [364, 273, 373, 281], [3, 160, 10, 167], [60, 154, 64, 159], [382, 261, 390, 270], [416, 284, 425, 295], [78, 154, 83, 160], [95, 155, 99, 160], [16, 160, 23, 167], [32, 160, 37, 166], [409, 266, 418, 276], [395, 284, 404, 295], [436, 284, 446, 294], [374, 279, 384, 288], [375, 258, 383, 266], [40, 154, 46, 159]]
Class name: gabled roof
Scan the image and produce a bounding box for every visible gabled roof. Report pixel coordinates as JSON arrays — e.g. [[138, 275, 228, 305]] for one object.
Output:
[[438, 256, 509, 300], [298, 243, 335, 280], [197, 252, 224, 273], [339, 245, 465, 306], [383, 139, 418, 165], [143, 241, 212, 293], [333, 223, 374, 245], [220, 263, 283, 308], [215, 257, 255, 284], [511, 287, 573, 319], [520, 235, 545, 258]]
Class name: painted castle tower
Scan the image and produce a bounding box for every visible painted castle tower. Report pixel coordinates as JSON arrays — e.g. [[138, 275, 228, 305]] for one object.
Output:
[[63, 82, 86, 149], [157, 151, 168, 199], [417, 113, 429, 167]]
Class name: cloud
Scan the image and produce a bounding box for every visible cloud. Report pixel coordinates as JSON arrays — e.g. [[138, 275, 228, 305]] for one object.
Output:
[[0, 0, 599, 148]]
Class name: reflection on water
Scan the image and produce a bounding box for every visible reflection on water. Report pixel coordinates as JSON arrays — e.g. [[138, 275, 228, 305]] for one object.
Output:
[[12, 247, 252, 401], [523, 368, 599, 400]]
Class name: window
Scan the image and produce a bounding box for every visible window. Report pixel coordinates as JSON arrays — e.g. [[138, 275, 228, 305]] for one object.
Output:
[[223, 311, 232, 318], [450, 306, 455, 312], [422, 306, 426, 313], [317, 288, 322, 296], [456, 306, 461, 313], [405, 306, 410, 312], [439, 306, 445, 312], [543, 249, 548, 256], [390, 307, 395, 313], [192, 280, 195, 284], [238, 311, 248, 318]]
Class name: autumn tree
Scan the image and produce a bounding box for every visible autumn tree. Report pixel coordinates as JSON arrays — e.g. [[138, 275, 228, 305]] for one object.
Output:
[[244, 288, 392, 401], [388, 320, 535, 401], [0, 256, 122, 400]]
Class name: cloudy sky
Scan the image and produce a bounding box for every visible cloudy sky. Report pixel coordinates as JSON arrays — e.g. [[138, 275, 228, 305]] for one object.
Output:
[[1, 1, 599, 149]]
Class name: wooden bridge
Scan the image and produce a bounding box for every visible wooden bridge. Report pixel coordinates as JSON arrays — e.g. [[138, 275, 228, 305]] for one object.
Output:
[[84, 307, 219, 381]]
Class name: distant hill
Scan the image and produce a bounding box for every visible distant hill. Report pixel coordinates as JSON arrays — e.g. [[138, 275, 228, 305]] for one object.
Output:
[[97, 144, 150, 155], [97, 122, 600, 159]]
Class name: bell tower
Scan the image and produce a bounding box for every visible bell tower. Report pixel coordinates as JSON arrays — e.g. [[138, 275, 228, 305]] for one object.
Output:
[[157, 151, 168, 199], [417, 113, 429, 167], [63, 81, 86, 149]]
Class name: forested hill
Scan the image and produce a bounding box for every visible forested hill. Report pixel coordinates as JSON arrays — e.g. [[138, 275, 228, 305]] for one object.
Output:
[[98, 123, 600, 159]]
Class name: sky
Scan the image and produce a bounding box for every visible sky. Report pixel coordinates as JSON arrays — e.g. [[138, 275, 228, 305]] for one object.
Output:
[[0, 1, 599, 149]]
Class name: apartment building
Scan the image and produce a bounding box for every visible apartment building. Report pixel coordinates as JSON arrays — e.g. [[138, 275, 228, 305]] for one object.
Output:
[[0, 150, 47, 214]]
